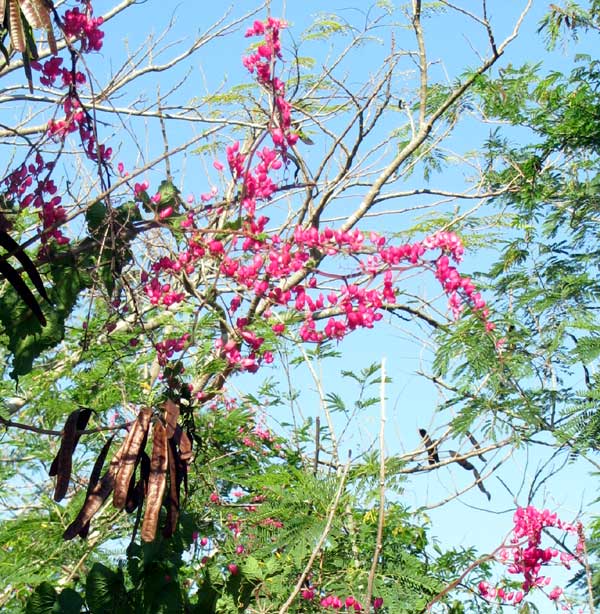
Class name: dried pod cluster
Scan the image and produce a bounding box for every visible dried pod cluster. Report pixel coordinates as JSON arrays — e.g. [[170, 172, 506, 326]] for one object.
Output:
[[52, 402, 193, 542], [2, 0, 58, 54]]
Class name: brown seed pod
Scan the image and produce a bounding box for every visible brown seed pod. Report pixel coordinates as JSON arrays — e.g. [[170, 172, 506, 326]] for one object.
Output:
[[53, 408, 93, 502], [49, 413, 78, 479], [173, 425, 193, 464], [141, 420, 168, 543], [63, 425, 132, 540], [85, 436, 115, 497], [163, 399, 180, 439], [74, 435, 114, 539], [162, 438, 181, 538], [139, 449, 151, 492], [125, 451, 151, 514], [125, 477, 144, 514], [48, 453, 59, 478], [63, 471, 115, 541], [77, 521, 91, 539], [172, 425, 192, 497], [113, 408, 152, 510]]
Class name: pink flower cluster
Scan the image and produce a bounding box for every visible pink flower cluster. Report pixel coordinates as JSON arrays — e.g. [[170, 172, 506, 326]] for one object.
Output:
[[63, 1, 104, 52], [38, 2, 110, 162], [301, 589, 383, 611], [155, 333, 191, 366], [5, 2, 110, 247], [47, 94, 112, 163], [142, 274, 185, 307], [243, 17, 298, 151], [35, 57, 86, 89], [221, 143, 282, 215], [243, 18, 284, 86], [136, 16, 494, 380], [3, 155, 68, 244], [147, 203, 493, 371], [479, 506, 583, 610]]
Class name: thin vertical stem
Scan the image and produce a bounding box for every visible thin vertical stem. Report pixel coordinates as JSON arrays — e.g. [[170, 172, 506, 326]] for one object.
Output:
[[579, 523, 596, 614], [364, 359, 387, 613]]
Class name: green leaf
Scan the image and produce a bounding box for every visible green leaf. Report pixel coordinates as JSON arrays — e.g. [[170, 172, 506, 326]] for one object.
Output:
[[241, 556, 263, 581], [56, 589, 84, 613], [157, 179, 180, 210], [85, 563, 128, 614], [25, 582, 58, 614], [85, 201, 108, 235]]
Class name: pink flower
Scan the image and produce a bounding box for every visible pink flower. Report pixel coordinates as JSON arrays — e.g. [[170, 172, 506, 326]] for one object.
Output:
[[134, 181, 149, 197], [549, 587, 563, 601], [159, 206, 173, 219], [227, 563, 239, 575], [301, 588, 315, 600]]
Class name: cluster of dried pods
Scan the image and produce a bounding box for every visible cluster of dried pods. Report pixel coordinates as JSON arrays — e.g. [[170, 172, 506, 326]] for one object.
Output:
[[51, 400, 192, 542]]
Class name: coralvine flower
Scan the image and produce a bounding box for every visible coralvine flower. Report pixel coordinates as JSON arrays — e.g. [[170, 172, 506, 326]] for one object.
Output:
[[479, 506, 582, 610], [8, 1, 109, 246], [114, 13, 498, 390]]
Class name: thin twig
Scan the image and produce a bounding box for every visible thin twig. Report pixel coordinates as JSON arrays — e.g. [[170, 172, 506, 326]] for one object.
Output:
[[578, 523, 596, 614], [425, 534, 512, 611], [313, 416, 320, 476], [364, 359, 387, 613]]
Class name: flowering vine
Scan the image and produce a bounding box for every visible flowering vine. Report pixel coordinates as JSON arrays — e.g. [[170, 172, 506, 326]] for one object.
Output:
[[131, 16, 495, 382], [2, 0, 106, 245], [479, 506, 584, 610]]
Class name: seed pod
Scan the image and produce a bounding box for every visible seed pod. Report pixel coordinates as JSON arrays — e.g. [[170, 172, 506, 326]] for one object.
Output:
[[113, 408, 152, 510], [173, 426, 192, 496], [49, 413, 78, 479], [162, 439, 181, 538], [63, 427, 131, 540], [125, 477, 144, 514], [85, 436, 115, 497], [418, 428, 439, 466], [449, 450, 491, 501], [141, 421, 168, 542], [53, 408, 93, 502], [125, 451, 151, 514], [449, 450, 475, 471], [77, 521, 91, 539], [75, 435, 114, 538], [163, 399, 180, 439], [466, 430, 487, 463], [50, 408, 93, 479], [48, 453, 59, 478], [63, 471, 114, 541], [139, 450, 151, 492], [174, 425, 193, 464]]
